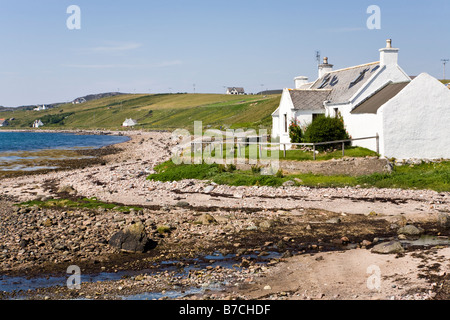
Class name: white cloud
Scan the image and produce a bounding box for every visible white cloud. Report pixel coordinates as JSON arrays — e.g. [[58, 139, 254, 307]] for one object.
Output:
[[82, 42, 143, 54]]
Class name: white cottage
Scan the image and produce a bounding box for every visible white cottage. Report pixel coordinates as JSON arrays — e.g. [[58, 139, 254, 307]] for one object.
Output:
[[32, 120, 44, 128], [272, 39, 450, 160], [226, 87, 245, 95], [122, 118, 138, 127]]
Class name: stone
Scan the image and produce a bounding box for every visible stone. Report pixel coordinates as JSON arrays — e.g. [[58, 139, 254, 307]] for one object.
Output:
[[326, 217, 341, 224], [397, 225, 423, 237], [43, 218, 53, 227], [282, 180, 295, 187], [109, 222, 157, 253], [196, 213, 217, 225], [438, 213, 450, 229], [259, 220, 273, 229], [57, 185, 77, 195], [203, 185, 215, 193], [371, 241, 405, 254], [175, 201, 190, 208]]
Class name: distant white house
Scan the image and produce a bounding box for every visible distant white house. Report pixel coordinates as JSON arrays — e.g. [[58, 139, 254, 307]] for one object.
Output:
[[122, 118, 138, 127], [272, 39, 450, 160], [226, 87, 245, 95], [0, 119, 8, 127], [32, 120, 44, 128], [34, 105, 47, 111], [72, 98, 86, 104]]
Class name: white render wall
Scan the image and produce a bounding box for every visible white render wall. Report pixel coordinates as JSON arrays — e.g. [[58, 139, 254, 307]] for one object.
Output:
[[380, 73, 450, 160]]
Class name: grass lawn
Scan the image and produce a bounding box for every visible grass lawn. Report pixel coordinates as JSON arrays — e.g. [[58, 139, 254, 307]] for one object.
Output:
[[147, 160, 450, 192]]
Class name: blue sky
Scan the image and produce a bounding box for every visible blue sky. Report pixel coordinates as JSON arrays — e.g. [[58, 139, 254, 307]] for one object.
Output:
[[0, 0, 449, 107]]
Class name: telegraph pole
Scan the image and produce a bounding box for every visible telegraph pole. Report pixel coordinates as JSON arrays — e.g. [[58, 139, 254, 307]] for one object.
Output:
[[442, 59, 449, 80]]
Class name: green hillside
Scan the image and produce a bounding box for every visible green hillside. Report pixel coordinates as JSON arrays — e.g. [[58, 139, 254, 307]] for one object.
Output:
[[0, 93, 281, 133]]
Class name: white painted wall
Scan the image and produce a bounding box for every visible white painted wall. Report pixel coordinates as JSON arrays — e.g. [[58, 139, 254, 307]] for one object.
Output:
[[271, 113, 279, 139], [380, 73, 450, 160]]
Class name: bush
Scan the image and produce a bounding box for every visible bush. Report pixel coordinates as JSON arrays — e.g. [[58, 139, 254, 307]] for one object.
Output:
[[289, 119, 303, 143], [303, 115, 351, 149]]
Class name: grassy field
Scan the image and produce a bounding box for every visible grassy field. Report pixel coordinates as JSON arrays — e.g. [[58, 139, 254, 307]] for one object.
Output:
[[0, 93, 280, 132], [147, 160, 450, 192]]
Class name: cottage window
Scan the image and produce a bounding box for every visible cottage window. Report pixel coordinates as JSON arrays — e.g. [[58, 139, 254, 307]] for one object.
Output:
[[284, 114, 288, 133]]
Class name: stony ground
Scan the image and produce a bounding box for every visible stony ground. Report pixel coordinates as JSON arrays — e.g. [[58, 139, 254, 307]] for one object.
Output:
[[0, 130, 449, 300]]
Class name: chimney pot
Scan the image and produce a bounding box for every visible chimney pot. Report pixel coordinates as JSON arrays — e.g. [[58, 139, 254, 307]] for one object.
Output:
[[386, 39, 392, 48], [323, 57, 328, 64]]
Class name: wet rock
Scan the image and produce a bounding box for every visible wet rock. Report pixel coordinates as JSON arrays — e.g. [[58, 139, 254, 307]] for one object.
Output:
[[397, 225, 423, 237], [109, 222, 157, 253], [371, 241, 404, 254], [175, 201, 190, 208], [438, 213, 450, 229], [361, 240, 372, 247]]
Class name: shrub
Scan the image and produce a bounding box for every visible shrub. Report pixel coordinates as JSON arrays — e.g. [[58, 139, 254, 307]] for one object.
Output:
[[289, 119, 303, 143], [303, 115, 350, 149]]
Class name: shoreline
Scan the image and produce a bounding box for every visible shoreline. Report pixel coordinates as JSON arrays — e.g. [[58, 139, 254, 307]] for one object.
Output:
[[0, 129, 135, 179], [0, 129, 449, 300]]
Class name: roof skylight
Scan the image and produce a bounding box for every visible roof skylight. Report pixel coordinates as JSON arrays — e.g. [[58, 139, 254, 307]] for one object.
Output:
[[349, 68, 369, 88]]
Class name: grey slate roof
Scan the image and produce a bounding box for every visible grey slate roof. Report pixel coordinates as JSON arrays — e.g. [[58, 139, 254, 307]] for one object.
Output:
[[289, 89, 331, 111], [351, 81, 410, 114], [227, 87, 245, 93], [309, 62, 381, 104]]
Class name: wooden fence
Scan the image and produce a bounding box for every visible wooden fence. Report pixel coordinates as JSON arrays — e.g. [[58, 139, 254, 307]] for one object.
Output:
[[190, 134, 379, 161]]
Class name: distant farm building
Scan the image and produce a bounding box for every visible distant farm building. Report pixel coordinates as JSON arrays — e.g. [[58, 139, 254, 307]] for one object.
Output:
[[34, 105, 47, 111], [226, 87, 245, 95], [122, 118, 138, 127], [72, 98, 87, 104], [32, 120, 44, 128]]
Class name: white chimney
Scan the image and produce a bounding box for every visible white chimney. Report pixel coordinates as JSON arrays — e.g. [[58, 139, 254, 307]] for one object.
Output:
[[379, 39, 399, 66], [318, 57, 333, 78], [294, 76, 309, 89]]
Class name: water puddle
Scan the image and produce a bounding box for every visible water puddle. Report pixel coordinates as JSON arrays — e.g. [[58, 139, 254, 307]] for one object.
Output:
[[400, 235, 450, 248]]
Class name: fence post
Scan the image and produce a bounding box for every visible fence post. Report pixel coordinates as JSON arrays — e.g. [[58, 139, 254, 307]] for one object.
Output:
[[313, 144, 316, 160], [283, 144, 286, 158], [342, 142, 345, 157]]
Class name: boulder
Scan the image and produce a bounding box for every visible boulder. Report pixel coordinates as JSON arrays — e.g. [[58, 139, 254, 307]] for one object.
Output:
[[397, 225, 423, 237], [438, 213, 450, 229], [371, 241, 404, 254], [109, 222, 157, 253]]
